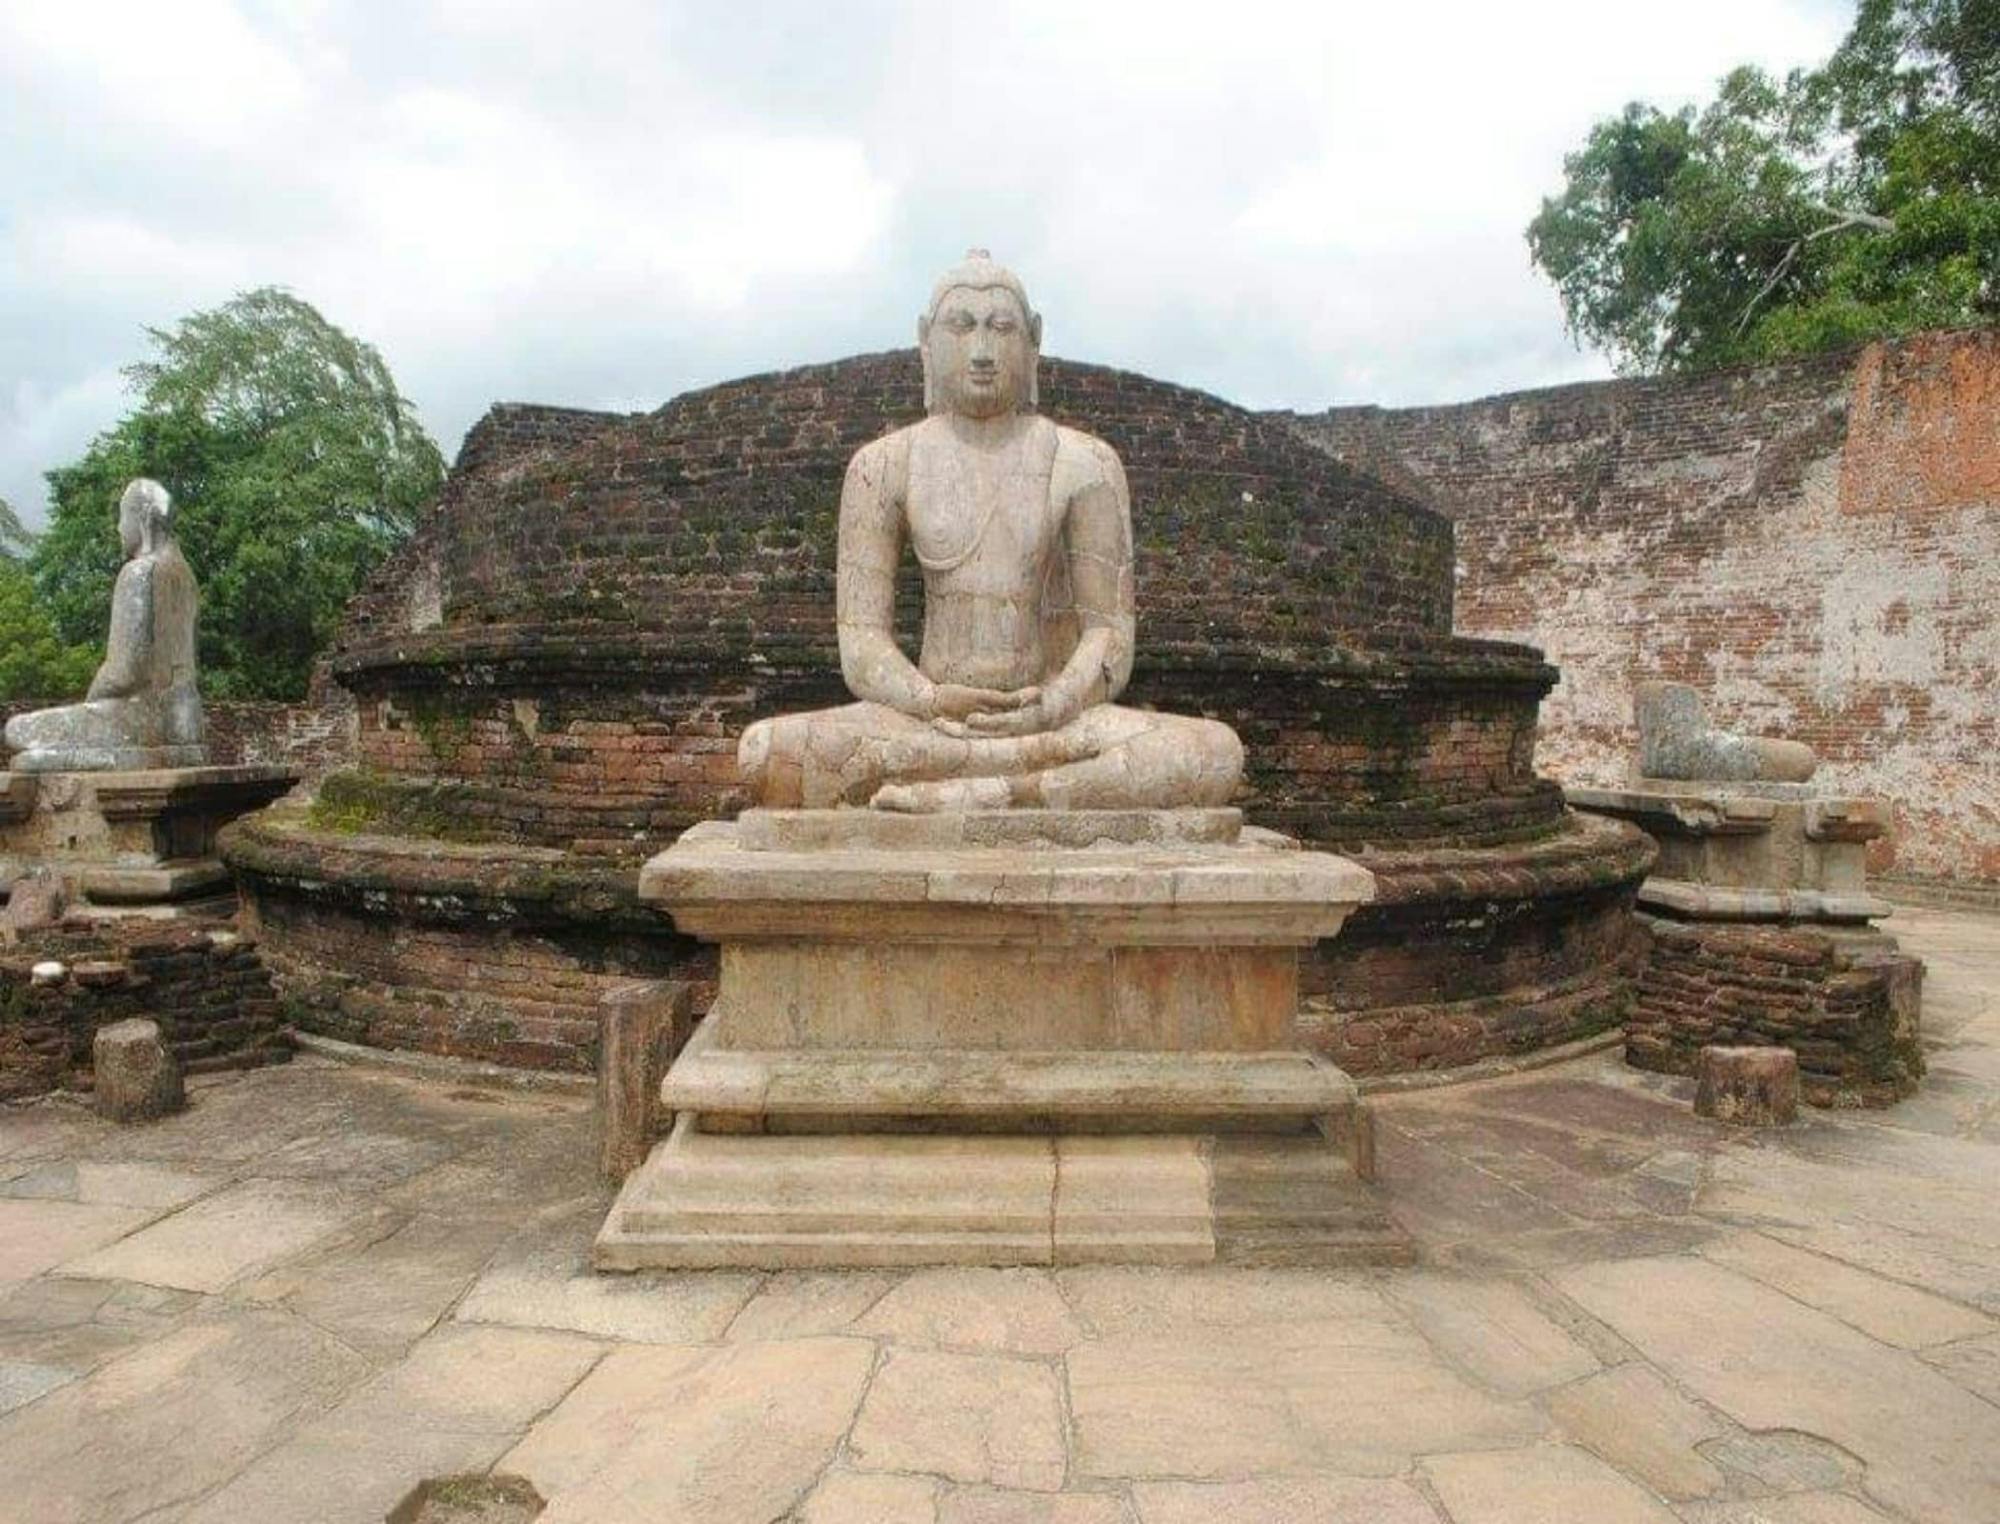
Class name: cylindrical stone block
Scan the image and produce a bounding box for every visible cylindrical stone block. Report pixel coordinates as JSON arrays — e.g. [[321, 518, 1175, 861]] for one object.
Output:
[[93, 1017, 186, 1123], [1694, 1044, 1799, 1126]]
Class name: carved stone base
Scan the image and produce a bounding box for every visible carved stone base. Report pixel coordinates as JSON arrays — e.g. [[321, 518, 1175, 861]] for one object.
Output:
[[1566, 781, 1893, 924], [597, 1119, 1409, 1269], [0, 765, 297, 910], [598, 809, 1403, 1268]]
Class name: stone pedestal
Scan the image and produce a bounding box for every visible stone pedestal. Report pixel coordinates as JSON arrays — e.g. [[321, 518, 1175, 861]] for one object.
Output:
[[596, 808, 1408, 1268], [0, 765, 296, 912], [1566, 780, 1890, 924], [1569, 779, 1923, 1106]]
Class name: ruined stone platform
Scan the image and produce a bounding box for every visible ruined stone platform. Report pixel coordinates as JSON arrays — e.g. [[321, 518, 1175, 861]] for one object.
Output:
[[1570, 779, 1924, 1106], [1567, 780, 1893, 925], [601, 809, 1399, 1268], [0, 764, 296, 910]]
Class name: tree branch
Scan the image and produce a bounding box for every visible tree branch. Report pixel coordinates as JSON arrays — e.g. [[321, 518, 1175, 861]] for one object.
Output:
[[1736, 207, 1898, 336]]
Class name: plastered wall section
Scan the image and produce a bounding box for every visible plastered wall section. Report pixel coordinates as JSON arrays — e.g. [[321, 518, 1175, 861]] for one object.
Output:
[[1292, 329, 1999, 887]]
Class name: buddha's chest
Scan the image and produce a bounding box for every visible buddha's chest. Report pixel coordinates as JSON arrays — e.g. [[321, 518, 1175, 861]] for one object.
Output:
[[905, 422, 1061, 592]]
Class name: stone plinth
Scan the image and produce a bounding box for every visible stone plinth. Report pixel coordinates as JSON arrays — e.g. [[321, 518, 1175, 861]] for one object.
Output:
[[597, 809, 1407, 1268], [1566, 781, 1890, 924], [0, 764, 295, 910]]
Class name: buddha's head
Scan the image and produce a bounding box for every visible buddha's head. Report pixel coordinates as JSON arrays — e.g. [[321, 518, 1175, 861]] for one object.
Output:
[[919, 249, 1042, 418], [117, 478, 174, 558]]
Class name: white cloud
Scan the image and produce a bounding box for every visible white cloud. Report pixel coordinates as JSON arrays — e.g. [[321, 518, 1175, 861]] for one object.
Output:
[[0, 0, 1848, 528]]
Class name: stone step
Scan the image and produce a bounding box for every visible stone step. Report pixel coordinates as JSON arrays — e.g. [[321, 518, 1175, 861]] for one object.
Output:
[[662, 1036, 1357, 1134], [1210, 1135, 1413, 1266], [594, 1123, 1411, 1270]]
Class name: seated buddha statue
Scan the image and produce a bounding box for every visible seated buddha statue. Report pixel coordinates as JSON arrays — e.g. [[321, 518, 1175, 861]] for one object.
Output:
[[739, 250, 1244, 813], [4, 479, 206, 773]]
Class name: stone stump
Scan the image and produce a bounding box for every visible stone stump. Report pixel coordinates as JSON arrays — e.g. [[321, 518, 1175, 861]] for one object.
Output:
[[93, 1018, 185, 1122], [1695, 1044, 1798, 1126], [597, 980, 693, 1181]]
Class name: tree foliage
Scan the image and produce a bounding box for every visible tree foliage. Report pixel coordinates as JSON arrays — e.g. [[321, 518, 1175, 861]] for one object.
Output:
[[0, 558, 97, 702], [32, 288, 444, 699], [1528, 0, 1999, 373]]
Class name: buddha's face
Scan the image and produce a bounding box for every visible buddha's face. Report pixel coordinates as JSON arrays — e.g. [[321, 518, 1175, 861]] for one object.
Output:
[[922, 286, 1037, 419]]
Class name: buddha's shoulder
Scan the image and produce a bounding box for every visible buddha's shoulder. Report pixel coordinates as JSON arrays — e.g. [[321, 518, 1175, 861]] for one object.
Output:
[[844, 424, 914, 486], [1049, 420, 1126, 492]]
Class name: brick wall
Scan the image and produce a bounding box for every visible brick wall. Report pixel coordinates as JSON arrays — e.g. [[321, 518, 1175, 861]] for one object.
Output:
[[1288, 328, 2000, 889], [1626, 917, 1924, 1107], [0, 921, 289, 1101]]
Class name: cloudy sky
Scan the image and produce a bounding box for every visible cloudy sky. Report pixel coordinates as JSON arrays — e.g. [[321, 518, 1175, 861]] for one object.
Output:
[[1, 0, 1852, 529]]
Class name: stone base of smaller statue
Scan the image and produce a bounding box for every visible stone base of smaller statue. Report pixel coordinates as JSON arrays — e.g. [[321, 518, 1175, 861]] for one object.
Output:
[[596, 808, 1409, 1268], [1567, 779, 1923, 1107], [0, 765, 297, 913]]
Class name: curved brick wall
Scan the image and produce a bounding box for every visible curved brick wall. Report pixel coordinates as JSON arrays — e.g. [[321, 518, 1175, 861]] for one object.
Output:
[[226, 351, 1649, 1076], [433, 351, 1454, 644]]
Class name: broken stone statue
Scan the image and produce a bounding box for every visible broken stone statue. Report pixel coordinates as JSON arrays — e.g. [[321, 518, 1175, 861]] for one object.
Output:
[[1635, 680, 1814, 784]]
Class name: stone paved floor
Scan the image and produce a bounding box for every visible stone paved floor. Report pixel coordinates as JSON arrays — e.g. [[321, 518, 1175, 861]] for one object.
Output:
[[2, 904, 1997, 1523]]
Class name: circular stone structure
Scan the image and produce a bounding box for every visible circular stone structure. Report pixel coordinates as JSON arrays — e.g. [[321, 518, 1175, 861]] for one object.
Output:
[[222, 351, 1652, 1077]]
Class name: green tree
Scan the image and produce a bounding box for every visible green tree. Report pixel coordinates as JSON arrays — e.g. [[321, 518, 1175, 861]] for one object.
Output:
[[0, 558, 97, 701], [1528, 0, 1999, 374], [32, 288, 444, 699]]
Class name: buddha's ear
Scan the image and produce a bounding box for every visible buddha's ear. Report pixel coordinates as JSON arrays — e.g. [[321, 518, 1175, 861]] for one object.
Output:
[[1029, 312, 1043, 349], [917, 315, 934, 413]]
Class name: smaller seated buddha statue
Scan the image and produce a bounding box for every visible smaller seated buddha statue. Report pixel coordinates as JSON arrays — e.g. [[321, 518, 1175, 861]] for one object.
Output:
[[4, 479, 206, 774], [738, 251, 1244, 813]]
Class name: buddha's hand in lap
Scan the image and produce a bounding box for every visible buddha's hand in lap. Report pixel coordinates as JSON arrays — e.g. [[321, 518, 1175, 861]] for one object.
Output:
[[946, 689, 1078, 740], [929, 685, 1047, 739]]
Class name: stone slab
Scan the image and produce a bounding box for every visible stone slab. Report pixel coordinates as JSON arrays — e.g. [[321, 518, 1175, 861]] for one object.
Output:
[[664, 1038, 1354, 1130], [1424, 1442, 1680, 1524], [1132, 1475, 1444, 1523], [1700, 1230, 1994, 1349], [1386, 1273, 1600, 1396], [0, 1307, 371, 1524], [853, 1266, 1084, 1354], [57, 1177, 360, 1292], [1639, 880, 1893, 923], [1067, 1316, 1546, 1479], [1545, 1363, 1727, 1500], [0, 1197, 157, 1282], [739, 805, 1245, 852], [799, 1470, 940, 1523], [848, 1347, 1067, 1491], [1558, 1255, 2000, 1523], [499, 1337, 875, 1524], [640, 822, 1373, 947]]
